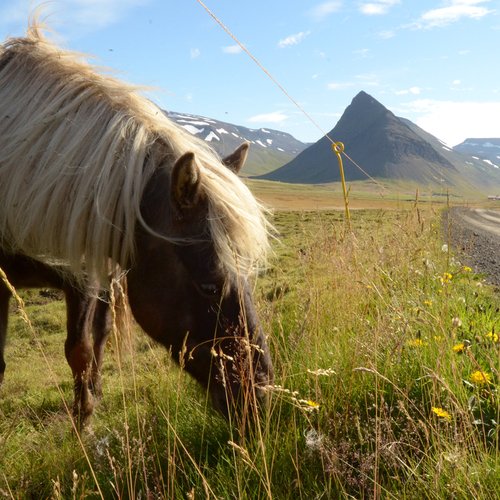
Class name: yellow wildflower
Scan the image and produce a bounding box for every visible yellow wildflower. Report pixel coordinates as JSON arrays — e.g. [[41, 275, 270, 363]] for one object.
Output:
[[440, 272, 453, 285], [305, 400, 320, 409], [462, 266, 472, 273], [485, 331, 499, 343], [452, 343, 466, 353], [431, 407, 452, 421], [423, 300, 433, 307], [470, 371, 492, 386], [298, 399, 320, 412], [407, 338, 426, 347]]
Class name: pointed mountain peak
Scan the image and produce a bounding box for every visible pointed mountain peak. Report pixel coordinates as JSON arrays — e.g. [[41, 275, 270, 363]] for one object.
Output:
[[351, 91, 387, 110], [346, 91, 393, 125], [260, 91, 461, 185]]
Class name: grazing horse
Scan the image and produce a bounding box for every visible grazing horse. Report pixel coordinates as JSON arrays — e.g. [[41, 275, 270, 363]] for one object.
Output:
[[0, 251, 113, 422], [0, 23, 273, 426]]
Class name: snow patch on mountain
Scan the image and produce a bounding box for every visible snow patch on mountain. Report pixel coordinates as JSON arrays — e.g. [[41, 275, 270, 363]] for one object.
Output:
[[182, 125, 204, 135], [205, 131, 220, 142], [483, 159, 499, 168], [177, 119, 211, 126]]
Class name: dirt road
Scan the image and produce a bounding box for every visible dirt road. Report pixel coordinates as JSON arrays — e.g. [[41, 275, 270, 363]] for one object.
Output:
[[445, 207, 500, 288]]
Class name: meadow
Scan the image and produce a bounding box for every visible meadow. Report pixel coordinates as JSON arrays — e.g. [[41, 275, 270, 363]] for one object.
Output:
[[0, 189, 498, 499]]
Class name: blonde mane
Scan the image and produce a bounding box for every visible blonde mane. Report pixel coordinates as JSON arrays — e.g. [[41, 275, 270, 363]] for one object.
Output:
[[0, 23, 270, 285]]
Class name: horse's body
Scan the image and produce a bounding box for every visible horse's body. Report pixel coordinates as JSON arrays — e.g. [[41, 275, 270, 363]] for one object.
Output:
[[0, 251, 112, 422], [0, 24, 273, 426]]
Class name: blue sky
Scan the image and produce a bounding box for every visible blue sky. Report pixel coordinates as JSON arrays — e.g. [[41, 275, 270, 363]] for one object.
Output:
[[0, 1, 498, 146]]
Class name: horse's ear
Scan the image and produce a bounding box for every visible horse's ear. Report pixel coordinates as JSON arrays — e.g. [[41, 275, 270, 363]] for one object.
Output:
[[222, 142, 249, 174], [171, 152, 201, 210]]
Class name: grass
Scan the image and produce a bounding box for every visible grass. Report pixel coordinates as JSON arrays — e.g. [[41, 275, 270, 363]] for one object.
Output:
[[245, 178, 481, 211], [0, 204, 499, 499]]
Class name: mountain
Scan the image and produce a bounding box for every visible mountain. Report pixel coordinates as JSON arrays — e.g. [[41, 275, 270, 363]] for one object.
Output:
[[259, 91, 500, 193], [399, 122, 500, 191], [166, 111, 308, 176], [454, 139, 500, 169]]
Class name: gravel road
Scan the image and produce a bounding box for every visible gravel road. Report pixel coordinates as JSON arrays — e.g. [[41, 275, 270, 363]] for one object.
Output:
[[444, 207, 500, 288]]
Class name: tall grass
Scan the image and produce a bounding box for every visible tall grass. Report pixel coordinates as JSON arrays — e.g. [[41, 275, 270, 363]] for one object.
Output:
[[0, 206, 498, 498]]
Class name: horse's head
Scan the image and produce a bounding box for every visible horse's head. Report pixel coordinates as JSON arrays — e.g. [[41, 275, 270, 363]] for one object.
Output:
[[126, 143, 273, 421]]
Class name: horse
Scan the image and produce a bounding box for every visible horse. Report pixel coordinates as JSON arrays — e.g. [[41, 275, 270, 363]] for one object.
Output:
[[0, 251, 113, 423], [0, 23, 273, 427]]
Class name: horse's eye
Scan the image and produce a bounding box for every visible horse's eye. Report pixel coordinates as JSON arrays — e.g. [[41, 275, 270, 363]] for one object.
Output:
[[199, 283, 220, 296]]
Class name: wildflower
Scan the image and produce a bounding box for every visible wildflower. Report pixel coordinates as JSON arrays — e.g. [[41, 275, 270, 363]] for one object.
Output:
[[304, 400, 320, 409], [423, 300, 433, 307], [485, 331, 499, 343], [451, 317, 462, 328], [440, 272, 453, 285], [432, 407, 452, 421], [452, 343, 466, 354], [470, 370, 492, 386], [462, 266, 472, 273], [298, 399, 320, 412], [407, 338, 426, 347]]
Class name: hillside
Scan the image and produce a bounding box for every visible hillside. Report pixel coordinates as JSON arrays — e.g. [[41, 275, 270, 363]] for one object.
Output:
[[166, 111, 308, 176], [259, 91, 500, 193], [454, 138, 500, 169]]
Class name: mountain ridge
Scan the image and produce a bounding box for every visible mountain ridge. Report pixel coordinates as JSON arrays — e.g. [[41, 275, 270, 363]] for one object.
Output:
[[258, 91, 500, 193], [166, 111, 308, 176]]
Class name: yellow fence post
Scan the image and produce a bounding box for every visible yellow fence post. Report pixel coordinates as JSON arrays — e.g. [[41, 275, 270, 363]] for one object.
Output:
[[331, 142, 350, 227]]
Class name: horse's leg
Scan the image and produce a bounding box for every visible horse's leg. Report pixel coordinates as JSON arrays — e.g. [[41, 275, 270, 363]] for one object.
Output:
[[0, 283, 10, 386], [89, 297, 112, 398], [64, 285, 96, 426]]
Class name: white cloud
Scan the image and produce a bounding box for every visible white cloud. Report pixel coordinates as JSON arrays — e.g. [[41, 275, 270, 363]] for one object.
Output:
[[452, 79, 461, 85], [61, 0, 149, 31], [356, 72, 379, 86], [0, 0, 149, 35], [190, 48, 201, 59], [247, 111, 288, 124], [222, 44, 243, 54], [327, 74, 378, 91], [309, 1, 342, 21], [416, 1, 494, 28], [353, 48, 370, 58], [401, 99, 500, 146], [378, 29, 396, 39], [327, 82, 355, 90], [359, 0, 400, 16], [395, 86, 422, 95], [278, 31, 310, 48]]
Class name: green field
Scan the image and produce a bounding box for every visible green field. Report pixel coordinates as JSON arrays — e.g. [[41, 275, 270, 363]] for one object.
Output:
[[245, 178, 485, 212], [0, 190, 499, 498]]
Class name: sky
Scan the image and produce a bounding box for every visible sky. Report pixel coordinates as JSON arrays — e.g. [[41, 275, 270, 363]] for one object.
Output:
[[0, 0, 498, 147]]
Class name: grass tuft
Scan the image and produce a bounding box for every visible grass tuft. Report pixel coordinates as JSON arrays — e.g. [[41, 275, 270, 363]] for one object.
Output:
[[1, 206, 498, 498]]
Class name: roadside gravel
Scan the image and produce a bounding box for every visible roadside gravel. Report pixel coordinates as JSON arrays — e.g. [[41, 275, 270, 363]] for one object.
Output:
[[443, 207, 500, 289]]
